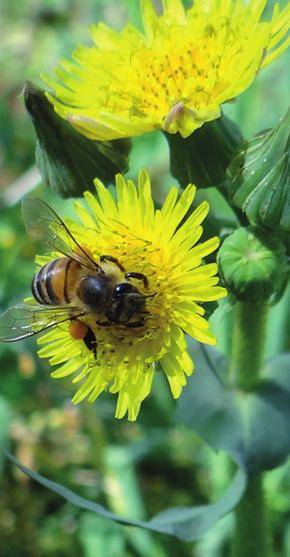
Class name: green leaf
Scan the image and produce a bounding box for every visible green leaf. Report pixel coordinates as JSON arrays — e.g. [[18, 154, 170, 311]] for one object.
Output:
[[148, 469, 245, 541], [164, 113, 243, 189], [6, 452, 246, 542], [24, 82, 131, 198], [177, 343, 290, 474]]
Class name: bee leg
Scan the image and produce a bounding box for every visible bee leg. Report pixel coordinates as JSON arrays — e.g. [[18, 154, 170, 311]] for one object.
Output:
[[69, 319, 97, 358], [123, 319, 145, 328], [96, 319, 113, 327], [100, 255, 125, 272], [83, 327, 97, 358], [125, 272, 148, 288]]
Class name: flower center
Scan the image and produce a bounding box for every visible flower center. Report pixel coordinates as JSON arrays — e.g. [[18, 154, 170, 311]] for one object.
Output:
[[131, 43, 211, 118]]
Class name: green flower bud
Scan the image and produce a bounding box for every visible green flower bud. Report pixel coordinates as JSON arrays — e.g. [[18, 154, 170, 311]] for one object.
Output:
[[164, 112, 243, 188], [217, 227, 288, 302], [227, 108, 290, 232], [24, 82, 131, 198]]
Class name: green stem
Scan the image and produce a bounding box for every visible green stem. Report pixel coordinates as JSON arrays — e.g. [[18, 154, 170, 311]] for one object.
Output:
[[219, 188, 249, 227], [234, 476, 268, 557], [231, 301, 269, 557], [230, 301, 268, 390]]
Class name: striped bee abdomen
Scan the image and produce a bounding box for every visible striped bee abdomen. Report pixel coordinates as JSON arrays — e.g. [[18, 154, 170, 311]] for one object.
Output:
[[31, 257, 80, 305]]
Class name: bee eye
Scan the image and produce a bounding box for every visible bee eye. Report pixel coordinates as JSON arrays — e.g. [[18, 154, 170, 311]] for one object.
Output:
[[114, 283, 138, 296]]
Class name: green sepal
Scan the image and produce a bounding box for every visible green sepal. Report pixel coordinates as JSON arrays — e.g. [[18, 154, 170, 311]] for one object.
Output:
[[24, 82, 131, 198], [217, 227, 288, 302], [164, 113, 243, 188], [227, 108, 290, 232]]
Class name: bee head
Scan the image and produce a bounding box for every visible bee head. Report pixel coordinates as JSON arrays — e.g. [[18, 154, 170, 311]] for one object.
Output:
[[112, 282, 146, 323]]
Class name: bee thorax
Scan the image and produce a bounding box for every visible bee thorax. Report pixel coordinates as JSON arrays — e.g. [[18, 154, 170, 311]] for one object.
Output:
[[77, 275, 112, 313]]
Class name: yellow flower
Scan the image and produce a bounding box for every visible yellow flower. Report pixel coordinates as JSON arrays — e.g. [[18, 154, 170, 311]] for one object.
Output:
[[37, 170, 226, 420], [44, 0, 290, 140]]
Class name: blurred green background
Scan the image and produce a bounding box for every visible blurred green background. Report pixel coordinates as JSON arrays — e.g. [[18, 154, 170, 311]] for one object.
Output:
[[0, 1, 290, 556]]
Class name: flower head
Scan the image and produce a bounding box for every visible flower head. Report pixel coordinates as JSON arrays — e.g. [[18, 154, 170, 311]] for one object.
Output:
[[37, 170, 226, 420], [45, 0, 290, 140]]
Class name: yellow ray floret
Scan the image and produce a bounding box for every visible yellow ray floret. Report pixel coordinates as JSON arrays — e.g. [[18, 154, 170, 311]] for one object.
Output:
[[44, 0, 290, 140], [37, 169, 226, 421]]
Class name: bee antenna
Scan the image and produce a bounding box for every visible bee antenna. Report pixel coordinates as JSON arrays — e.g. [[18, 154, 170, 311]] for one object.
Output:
[[107, 218, 151, 245]]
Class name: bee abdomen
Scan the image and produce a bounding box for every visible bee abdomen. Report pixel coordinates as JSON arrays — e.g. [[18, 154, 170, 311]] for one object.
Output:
[[32, 257, 74, 305]]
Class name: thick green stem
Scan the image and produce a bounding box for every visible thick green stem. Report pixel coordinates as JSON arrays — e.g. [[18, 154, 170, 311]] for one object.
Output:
[[233, 476, 268, 557], [230, 302, 268, 390], [231, 301, 269, 557]]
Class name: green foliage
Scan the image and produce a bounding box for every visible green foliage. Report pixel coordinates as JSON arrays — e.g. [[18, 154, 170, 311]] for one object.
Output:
[[177, 343, 290, 475], [7, 451, 247, 542]]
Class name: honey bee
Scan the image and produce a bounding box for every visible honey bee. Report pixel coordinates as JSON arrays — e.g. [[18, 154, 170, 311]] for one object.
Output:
[[0, 198, 150, 357]]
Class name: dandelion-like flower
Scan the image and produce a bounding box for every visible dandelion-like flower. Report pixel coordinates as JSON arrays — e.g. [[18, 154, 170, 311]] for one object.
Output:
[[45, 0, 290, 140], [37, 170, 226, 420]]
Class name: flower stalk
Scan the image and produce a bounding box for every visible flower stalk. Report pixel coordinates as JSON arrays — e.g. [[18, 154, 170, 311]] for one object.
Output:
[[230, 301, 268, 390], [231, 301, 269, 557], [234, 475, 268, 557]]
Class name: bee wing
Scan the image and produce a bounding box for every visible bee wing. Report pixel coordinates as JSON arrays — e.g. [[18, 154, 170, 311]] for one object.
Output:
[[22, 197, 101, 271], [0, 303, 86, 342]]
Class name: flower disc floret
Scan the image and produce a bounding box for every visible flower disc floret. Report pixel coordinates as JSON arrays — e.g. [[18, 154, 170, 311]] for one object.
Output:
[[37, 170, 226, 420], [44, 0, 290, 140]]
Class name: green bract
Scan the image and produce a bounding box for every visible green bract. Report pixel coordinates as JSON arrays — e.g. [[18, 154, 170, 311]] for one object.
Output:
[[24, 82, 131, 198], [165, 113, 243, 189], [227, 108, 290, 232]]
